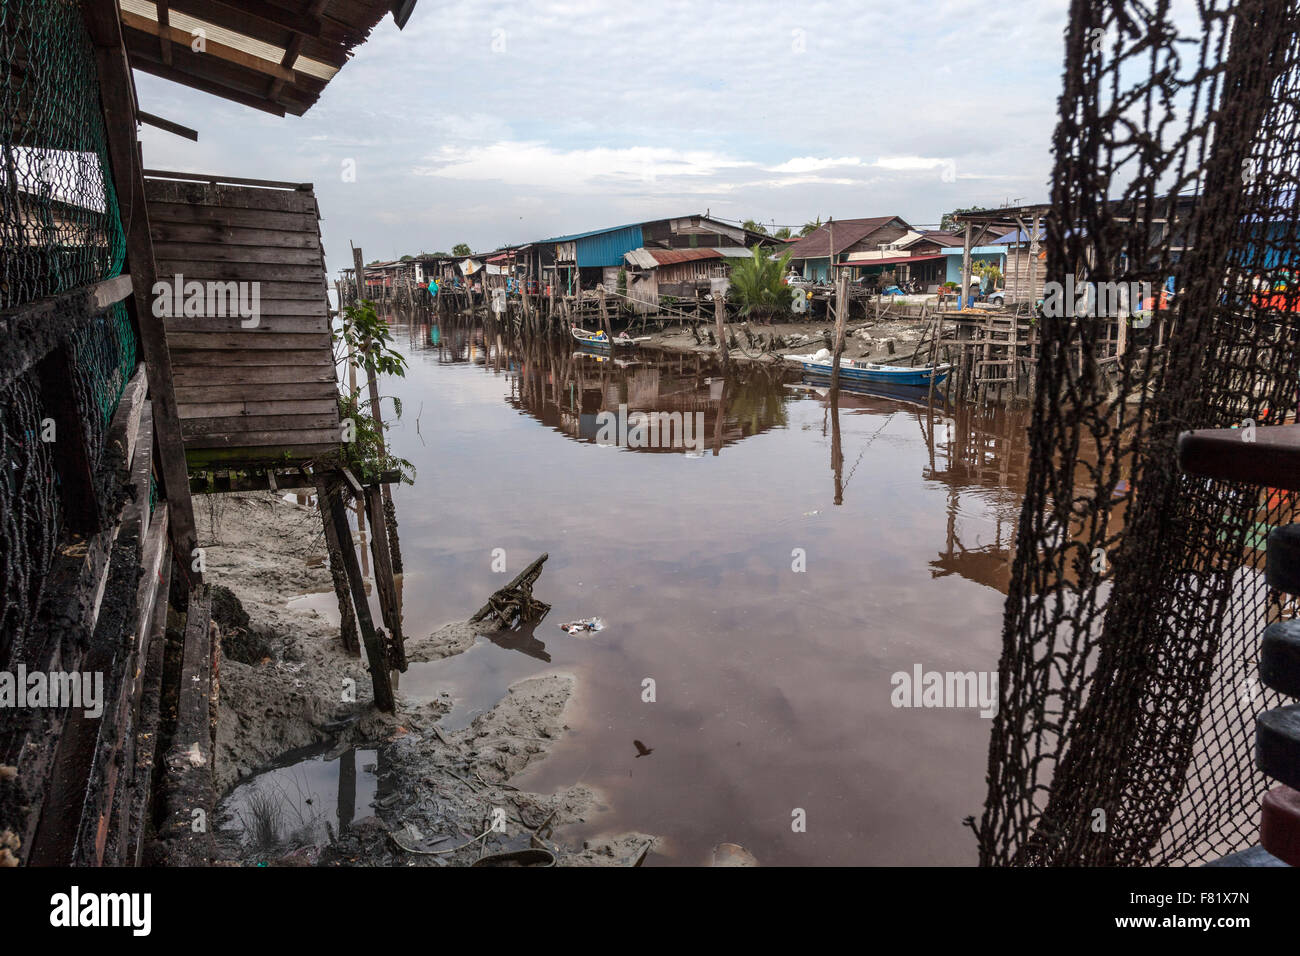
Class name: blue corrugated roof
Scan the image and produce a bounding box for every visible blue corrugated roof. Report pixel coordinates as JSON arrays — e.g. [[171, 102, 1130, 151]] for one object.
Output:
[[992, 228, 1044, 244], [540, 222, 648, 243]]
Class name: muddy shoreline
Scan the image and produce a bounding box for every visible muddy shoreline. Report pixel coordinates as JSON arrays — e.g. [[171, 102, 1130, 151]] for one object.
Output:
[[623, 315, 931, 368], [199, 493, 656, 866]]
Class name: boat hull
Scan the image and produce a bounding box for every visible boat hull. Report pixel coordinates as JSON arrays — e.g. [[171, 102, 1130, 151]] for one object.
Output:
[[799, 360, 950, 387]]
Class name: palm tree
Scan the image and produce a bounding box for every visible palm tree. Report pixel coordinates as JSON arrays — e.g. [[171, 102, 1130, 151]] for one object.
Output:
[[727, 246, 793, 323], [741, 219, 769, 235], [774, 227, 792, 239], [799, 216, 823, 236]]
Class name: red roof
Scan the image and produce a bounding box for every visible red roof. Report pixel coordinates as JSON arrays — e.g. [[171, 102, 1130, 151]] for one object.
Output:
[[645, 248, 724, 265]]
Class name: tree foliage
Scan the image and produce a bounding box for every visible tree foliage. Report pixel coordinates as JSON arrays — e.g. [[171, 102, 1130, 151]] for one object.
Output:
[[452, 242, 472, 256], [940, 205, 988, 232], [334, 299, 408, 378], [741, 219, 769, 235], [799, 217, 823, 236], [727, 246, 793, 320]]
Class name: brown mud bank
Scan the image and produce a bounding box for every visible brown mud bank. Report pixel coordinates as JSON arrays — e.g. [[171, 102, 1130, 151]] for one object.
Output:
[[628, 316, 930, 368], [197, 493, 657, 866]]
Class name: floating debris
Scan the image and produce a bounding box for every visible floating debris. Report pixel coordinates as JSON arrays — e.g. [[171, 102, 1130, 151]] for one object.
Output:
[[558, 617, 605, 636]]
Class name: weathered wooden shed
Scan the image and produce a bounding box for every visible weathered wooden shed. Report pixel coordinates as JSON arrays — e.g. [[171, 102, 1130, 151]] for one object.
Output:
[[143, 171, 340, 466]]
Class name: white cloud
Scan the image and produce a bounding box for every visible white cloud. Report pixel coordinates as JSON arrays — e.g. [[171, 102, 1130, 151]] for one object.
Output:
[[766, 156, 863, 174], [415, 142, 756, 189]]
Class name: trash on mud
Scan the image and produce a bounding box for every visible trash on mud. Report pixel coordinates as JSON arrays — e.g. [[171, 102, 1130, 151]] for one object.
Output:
[[558, 617, 605, 635], [712, 843, 759, 866], [471, 848, 556, 867], [389, 823, 451, 855]]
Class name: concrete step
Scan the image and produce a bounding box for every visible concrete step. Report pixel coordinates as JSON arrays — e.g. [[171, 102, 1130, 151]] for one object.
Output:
[[1267, 524, 1300, 595], [1260, 785, 1300, 867], [1262, 619, 1300, 698], [1257, 705, 1300, 789]]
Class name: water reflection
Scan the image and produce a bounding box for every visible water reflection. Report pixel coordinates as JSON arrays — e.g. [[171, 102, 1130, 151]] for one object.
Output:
[[404, 313, 790, 454], [377, 307, 1047, 865]]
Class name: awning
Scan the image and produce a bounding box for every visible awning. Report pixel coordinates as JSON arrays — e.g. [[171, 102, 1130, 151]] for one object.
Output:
[[835, 253, 945, 268]]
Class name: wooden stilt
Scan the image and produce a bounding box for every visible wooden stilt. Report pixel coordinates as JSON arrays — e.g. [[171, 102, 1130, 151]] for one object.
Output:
[[323, 478, 394, 712], [315, 475, 359, 655], [363, 483, 405, 672]]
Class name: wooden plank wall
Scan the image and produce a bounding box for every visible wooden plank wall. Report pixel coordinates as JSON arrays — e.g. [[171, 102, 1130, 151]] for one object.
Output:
[[143, 176, 340, 465]]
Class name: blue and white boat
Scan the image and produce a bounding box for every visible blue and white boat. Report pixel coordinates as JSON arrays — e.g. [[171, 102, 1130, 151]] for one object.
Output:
[[794, 352, 951, 388]]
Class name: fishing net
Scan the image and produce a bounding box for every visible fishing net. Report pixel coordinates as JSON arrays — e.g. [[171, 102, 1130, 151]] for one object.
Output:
[[0, 370, 59, 666], [977, 0, 1300, 866], [69, 300, 138, 464], [0, 1, 134, 666], [0, 0, 126, 309]]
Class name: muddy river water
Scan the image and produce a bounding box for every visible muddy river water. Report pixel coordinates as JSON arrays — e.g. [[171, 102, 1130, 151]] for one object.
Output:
[[345, 314, 1032, 865]]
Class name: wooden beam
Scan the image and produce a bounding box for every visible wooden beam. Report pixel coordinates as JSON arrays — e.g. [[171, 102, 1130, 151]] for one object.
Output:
[[173, 0, 325, 40], [0, 274, 133, 390], [1179, 423, 1300, 491], [81, 0, 202, 586], [120, 10, 298, 82], [137, 109, 198, 140], [157, 0, 173, 65], [143, 168, 308, 189], [129, 57, 288, 117]]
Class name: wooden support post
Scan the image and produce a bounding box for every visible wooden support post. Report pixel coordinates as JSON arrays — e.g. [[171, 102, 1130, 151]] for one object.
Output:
[[712, 278, 729, 371], [830, 266, 849, 392], [315, 475, 359, 654], [961, 221, 973, 311], [323, 478, 395, 712], [81, 0, 200, 584], [350, 245, 401, 570], [363, 484, 405, 671]]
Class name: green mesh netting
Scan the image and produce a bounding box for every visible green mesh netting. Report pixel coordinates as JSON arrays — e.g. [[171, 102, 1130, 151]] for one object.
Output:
[[1, 0, 127, 309], [69, 300, 138, 463]]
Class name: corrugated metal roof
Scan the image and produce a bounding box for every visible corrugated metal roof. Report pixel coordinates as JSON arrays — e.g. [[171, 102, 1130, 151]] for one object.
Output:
[[992, 227, 1045, 244], [625, 247, 755, 268], [574, 224, 645, 267], [540, 222, 648, 243]]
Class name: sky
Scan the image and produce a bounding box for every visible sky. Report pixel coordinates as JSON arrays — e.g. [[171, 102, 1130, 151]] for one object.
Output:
[[134, 0, 1072, 274]]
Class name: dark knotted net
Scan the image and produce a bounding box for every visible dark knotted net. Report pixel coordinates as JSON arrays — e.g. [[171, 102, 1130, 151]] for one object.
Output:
[[978, 0, 1300, 866]]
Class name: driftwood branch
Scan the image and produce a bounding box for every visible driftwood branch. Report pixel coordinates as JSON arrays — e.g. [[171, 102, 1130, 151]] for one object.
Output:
[[470, 553, 550, 628]]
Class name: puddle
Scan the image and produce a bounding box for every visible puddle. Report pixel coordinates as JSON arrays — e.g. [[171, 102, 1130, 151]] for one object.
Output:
[[218, 743, 383, 849], [399, 624, 569, 731]]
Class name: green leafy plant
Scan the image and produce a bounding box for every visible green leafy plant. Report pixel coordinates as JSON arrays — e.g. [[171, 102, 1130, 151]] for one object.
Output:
[[334, 299, 408, 378], [337, 392, 415, 485], [972, 260, 1003, 289], [452, 242, 472, 257], [727, 245, 793, 321], [333, 300, 413, 484]]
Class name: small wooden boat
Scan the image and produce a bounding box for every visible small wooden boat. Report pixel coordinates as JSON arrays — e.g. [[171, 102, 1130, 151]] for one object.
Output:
[[795, 354, 951, 388], [571, 325, 637, 349]]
